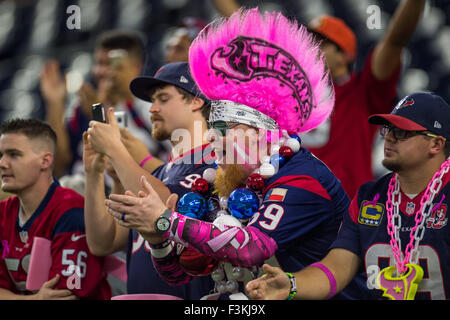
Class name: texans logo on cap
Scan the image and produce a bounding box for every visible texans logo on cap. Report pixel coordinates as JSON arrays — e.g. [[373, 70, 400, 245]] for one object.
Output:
[[395, 97, 414, 110], [369, 92, 450, 141]]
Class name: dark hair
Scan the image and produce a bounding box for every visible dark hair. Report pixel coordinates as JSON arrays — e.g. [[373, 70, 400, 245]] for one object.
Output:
[[422, 131, 450, 159], [95, 30, 145, 63], [0, 118, 57, 152]]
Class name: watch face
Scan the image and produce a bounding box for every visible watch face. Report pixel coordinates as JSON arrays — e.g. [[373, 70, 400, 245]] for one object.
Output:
[[157, 217, 170, 232]]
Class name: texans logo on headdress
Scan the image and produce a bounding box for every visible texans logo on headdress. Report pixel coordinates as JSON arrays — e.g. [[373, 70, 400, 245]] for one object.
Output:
[[210, 36, 314, 126], [395, 97, 414, 110], [188, 8, 335, 134]]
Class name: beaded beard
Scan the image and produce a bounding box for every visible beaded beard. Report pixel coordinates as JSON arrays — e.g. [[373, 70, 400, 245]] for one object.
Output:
[[176, 131, 303, 296], [177, 7, 336, 297]]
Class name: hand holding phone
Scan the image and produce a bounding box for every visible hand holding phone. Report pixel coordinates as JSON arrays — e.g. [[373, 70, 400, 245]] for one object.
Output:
[[92, 103, 106, 123]]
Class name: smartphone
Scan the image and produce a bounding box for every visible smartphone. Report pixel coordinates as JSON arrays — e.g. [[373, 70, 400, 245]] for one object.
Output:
[[92, 103, 106, 123], [114, 111, 128, 128]]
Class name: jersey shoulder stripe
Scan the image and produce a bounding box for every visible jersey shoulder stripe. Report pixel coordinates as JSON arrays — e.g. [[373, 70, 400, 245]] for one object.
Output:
[[264, 174, 331, 200], [50, 207, 85, 239]]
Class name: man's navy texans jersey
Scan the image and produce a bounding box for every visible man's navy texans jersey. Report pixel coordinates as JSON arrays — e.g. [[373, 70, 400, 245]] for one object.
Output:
[[126, 144, 215, 298], [247, 147, 362, 299], [331, 171, 450, 300]]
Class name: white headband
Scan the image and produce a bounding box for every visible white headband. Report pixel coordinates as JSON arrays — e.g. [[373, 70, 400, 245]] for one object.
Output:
[[209, 100, 278, 131]]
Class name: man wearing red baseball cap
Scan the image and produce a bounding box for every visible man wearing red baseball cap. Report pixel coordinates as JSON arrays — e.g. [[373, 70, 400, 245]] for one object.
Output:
[[302, 0, 426, 198], [308, 15, 357, 66]]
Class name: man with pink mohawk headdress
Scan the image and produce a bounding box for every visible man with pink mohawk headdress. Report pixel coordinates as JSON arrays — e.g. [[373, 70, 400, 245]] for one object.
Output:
[[103, 8, 362, 299], [203, 0, 427, 201]]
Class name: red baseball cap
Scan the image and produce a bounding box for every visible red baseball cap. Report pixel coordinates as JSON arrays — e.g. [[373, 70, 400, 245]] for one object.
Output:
[[309, 15, 357, 61]]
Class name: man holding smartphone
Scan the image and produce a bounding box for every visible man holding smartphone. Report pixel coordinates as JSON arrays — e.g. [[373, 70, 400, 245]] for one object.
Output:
[[84, 62, 216, 298], [92, 103, 127, 128]]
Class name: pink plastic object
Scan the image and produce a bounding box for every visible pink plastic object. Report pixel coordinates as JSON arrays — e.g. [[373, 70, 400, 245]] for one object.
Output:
[[26, 237, 128, 292], [26, 237, 52, 291], [111, 294, 183, 300], [104, 254, 127, 283]]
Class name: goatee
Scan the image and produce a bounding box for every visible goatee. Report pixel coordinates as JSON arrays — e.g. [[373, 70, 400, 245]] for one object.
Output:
[[151, 127, 170, 141], [382, 159, 402, 173], [213, 164, 249, 198]]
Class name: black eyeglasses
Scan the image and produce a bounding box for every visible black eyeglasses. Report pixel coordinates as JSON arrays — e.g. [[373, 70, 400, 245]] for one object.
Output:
[[207, 121, 240, 136], [380, 125, 439, 141]]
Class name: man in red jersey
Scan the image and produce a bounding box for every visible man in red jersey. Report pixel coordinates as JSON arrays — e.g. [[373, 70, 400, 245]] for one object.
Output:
[[0, 119, 111, 299], [302, 0, 425, 198]]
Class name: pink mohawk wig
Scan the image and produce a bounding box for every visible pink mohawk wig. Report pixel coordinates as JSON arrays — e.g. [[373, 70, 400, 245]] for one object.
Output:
[[189, 7, 335, 134]]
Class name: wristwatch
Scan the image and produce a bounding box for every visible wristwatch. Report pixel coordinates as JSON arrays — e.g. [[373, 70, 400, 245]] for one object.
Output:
[[155, 209, 172, 234]]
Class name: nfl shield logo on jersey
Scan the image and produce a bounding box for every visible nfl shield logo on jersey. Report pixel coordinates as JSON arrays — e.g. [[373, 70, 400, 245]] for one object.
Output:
[[406, 202, 416, 215], [19, 231, 28, 243]]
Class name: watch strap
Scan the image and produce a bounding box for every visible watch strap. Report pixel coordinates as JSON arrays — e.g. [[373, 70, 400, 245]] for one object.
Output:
[[161, 208, 172, 219]]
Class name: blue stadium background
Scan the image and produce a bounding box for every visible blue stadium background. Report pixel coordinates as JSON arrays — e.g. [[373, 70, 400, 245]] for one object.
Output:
[[0, 0, 448, 123]]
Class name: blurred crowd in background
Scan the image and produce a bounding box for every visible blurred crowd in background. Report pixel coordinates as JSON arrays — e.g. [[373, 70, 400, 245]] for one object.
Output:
[[0, 0, 448, 178]]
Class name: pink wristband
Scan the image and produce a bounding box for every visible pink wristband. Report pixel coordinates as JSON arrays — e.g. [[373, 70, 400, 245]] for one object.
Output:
[[139, 155, 153, 167], [310, 262, 337, 299]]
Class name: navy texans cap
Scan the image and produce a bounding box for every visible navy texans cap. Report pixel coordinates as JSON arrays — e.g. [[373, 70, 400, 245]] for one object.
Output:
[[369, 92, 450, 140], [130, 62, 208, 103]]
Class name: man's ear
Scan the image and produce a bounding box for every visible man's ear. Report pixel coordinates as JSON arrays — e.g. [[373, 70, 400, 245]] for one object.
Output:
[[190, 97, 205, 112], [41, 152, 54, 170], [429, 136, 446, 157]]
